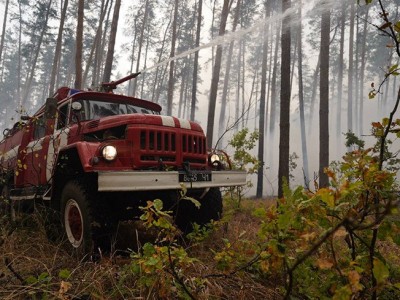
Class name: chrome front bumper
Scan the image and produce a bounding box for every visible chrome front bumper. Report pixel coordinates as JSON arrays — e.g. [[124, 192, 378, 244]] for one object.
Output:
[[97, 170, 247, 192]]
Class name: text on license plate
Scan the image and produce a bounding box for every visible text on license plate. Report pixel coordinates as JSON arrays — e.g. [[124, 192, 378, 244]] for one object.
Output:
[[179, 172, 212, 182]]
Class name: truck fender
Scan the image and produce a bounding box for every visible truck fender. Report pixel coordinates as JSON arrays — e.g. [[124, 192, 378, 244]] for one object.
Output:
[[49, 145, 96, 207]]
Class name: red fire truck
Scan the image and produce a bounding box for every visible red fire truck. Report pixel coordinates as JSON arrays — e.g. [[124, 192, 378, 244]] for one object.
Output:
[[0, 73, 246, 255]]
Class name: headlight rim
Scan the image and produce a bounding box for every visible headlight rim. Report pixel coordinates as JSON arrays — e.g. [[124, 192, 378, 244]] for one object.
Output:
[[102, 145, 117, 161]]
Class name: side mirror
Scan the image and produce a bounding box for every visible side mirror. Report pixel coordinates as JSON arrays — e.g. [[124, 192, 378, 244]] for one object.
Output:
[[44, 97, 58, 120], [20, 115, 31, 121]]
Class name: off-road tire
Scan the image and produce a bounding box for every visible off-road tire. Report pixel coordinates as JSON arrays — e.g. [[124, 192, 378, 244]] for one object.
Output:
[[60, 180, 95, 258], [175, 188, 223, 232], [196, 188, 223, 225]]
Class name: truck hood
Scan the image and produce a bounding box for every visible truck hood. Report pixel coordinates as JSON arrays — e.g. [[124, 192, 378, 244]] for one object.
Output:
[[81, 114, 204, 133]]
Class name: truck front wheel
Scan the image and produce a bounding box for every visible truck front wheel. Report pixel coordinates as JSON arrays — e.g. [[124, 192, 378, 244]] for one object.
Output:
[[61, 181, 94, 256], [196, 188, 223, 225], [175, 188, 223, 232]]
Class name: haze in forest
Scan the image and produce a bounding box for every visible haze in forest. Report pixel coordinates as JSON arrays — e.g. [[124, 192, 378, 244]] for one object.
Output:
[[0, 0, 398, 196]]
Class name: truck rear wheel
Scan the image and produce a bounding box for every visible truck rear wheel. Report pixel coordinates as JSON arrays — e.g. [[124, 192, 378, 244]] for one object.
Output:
[[0, 184, 11, 222], [60, 180, 95, 257]]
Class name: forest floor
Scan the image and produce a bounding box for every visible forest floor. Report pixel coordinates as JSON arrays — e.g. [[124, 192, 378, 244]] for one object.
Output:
[[0, 199, 282, 300], [1, 198, 399, 299]]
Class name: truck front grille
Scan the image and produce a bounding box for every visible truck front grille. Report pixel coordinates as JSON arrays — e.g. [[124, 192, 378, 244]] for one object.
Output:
[[140, 130, 176, 152], [181, 134, 206, 154], [138, 129, 207, 166]]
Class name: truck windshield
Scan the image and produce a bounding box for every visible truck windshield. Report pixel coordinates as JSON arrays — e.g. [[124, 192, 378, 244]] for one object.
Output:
[[76, 100, 160, 120]]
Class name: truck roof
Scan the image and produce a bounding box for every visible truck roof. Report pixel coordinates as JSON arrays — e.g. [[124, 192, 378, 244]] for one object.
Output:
[[34, 87, 162, 117]]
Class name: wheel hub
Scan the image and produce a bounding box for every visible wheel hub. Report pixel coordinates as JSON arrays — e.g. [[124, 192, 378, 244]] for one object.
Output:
[[64, 199, 84, 248]]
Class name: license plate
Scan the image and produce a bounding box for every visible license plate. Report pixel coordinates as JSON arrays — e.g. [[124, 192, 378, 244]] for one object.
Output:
[[179, 171, 212, 182]]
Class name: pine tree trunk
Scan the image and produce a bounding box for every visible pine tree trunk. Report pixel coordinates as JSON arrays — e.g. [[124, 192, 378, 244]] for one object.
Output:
[[269, 22, 280, 136], [75, 0, 84, 89], [319, 2, 330, 188], [359, 6, 369, 136], [16, 0, 23, 107], [151, 18, 171, 102], [184, 69, 191, 118], [308, 53, 320, 135], [336, 2, 345, 139], [23, 0, 53, 102], [348, 2, 355, 134], [278, 0, 291, 198], [49, 0, 69, 96], [297, 2, 309, 185], [354, 16, 360, 135], [190, 0, 202, 121], [241, 42, 246, 127], [211, 0, 217, 66], [131, 0, 149, 96], [217, 0, 241, 142], [234, 41, 242, 134], [178, 60, 187, 118], [256, 1, 270, 199], [140, 32, 150, 97], [155, 65, 168, 104], [128, 18, 137, 95], [103, 0, 121, 83], [290, 34, 297, 92], [167, 0, 179, 115], [83, 0, 109, 87], [0, 0, 9, 69], [94, 0, 114, 85], [206, 0, 230, 149]]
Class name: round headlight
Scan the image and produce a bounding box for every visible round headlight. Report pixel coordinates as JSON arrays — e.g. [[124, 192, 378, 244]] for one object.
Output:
[[102, 145, 117, 161], [210, 153, 220, 163]]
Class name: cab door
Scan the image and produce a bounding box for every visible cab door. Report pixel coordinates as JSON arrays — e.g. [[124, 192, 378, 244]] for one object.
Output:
[[46, 101, 70, 183]]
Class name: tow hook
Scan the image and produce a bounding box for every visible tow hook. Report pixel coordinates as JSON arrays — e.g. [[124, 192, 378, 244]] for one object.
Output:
[[158, 158, 166, 170], [182, 161, 193, 188], [183, 161, 191, 174]]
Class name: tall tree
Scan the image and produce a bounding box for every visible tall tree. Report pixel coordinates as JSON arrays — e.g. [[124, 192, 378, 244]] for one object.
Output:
[[94, 0, 114, 86], [22, 0, 54, 103], [206, 0, 230, 149], [256, 0, 270, 199], [278, 0, 291, 198], [166, 0, 179, 115], [75, 0, 84, 89], [269, 20, 280, 138], [0, 0, 9, 70], [319, 2, 330, 188], [336, 2, 345, 140], [83, 0, 110, 86], [297, 1, 309, 184], [190, 0, 202, 121], [16, 0, 24, 107], [359, 5, 370, 136], [167, 0, 179, 115], [347, 2, 355, 134], [354, 15, 360, 135], [103, 0, 121, 82], [234, 39, 242, 133], [49, 0, 69, 96], [150, 18, 171, 102], [307, 53, 320, 135], [218, 0, 242, 143]]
